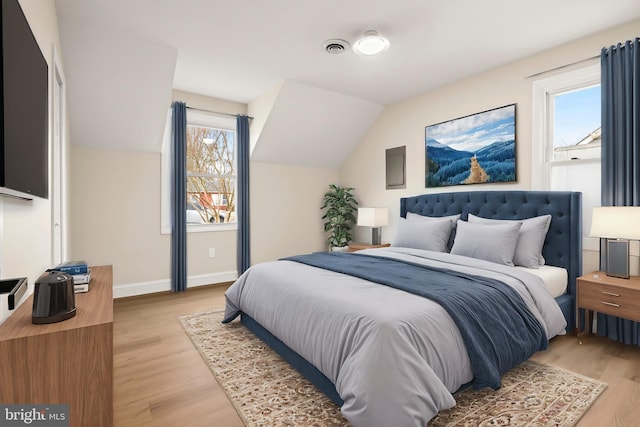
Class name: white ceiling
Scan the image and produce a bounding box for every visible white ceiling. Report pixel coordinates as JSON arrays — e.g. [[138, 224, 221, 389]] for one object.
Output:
[[53, 0, 640, 164]]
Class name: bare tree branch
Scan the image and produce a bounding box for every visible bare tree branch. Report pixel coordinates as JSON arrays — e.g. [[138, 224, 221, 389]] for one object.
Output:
[[186, 124, 236, 223]]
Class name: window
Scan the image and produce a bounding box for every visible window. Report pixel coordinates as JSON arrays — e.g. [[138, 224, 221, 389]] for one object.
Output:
[[532, 63, 600, 249], [186, 114, 237, 225], [551, 84, 601, 161], [161, 109, 237, 233]]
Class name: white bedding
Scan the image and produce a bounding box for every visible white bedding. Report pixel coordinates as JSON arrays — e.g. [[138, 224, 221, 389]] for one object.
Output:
[[224, 247, 567, 427], [516, 264, 568, 298]]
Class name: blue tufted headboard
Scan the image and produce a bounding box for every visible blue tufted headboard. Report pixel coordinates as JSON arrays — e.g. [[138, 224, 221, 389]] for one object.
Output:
[[400, 190, 582, 330]]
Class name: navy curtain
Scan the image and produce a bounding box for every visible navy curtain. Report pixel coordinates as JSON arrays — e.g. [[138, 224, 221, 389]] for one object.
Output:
[[171, 101, 188, 292], [598, 38, 640, 344], [237, 115, 251, 275]]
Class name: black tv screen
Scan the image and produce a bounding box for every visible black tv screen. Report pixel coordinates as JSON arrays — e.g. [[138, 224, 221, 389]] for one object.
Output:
[[0, 0, 49, 199]]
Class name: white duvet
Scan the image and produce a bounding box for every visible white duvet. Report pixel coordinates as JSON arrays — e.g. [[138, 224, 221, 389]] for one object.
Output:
[[224, 247, 567, 427]]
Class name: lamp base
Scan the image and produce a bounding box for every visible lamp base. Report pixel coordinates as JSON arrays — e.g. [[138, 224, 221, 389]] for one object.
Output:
[[606, 239, 629, 279], [371, 228, 382, 245]]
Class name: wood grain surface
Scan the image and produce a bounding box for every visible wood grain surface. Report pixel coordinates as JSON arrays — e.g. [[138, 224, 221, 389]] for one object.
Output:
[[0, 265, 113, 427]]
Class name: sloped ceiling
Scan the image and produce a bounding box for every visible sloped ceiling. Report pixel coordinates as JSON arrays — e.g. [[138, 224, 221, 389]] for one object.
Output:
[[250, 81, 383, 168], [57, 19, 176, 153], [54, 0, 640, 165]]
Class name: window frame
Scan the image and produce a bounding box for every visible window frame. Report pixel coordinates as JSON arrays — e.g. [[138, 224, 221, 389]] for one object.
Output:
[[531, 62, 600, 190], [531, 62, 600, 252], [161, 109, 238, 234]]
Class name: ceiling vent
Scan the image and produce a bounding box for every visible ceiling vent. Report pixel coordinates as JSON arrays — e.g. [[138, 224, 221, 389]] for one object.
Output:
[[323, 39, 350, 54]]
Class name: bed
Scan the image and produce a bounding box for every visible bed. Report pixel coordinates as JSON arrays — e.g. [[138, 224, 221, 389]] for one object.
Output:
[[223, 190, 582, 427]]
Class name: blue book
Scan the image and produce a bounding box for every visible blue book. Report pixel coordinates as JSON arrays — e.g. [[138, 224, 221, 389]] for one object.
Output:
[[55, 261, 88, 275]]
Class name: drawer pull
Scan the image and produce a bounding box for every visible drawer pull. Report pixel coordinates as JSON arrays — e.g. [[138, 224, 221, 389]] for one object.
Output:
[[601, 291, 620, 297], [601, 301, 620, 307]]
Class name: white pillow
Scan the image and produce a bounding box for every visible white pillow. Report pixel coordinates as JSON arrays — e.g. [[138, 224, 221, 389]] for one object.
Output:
[[467, 214, 552, 268], [450, 220, 522, 266], [407, 212, 461, 250], [392, 218, 452, 252], [406, 212, 461, 225]]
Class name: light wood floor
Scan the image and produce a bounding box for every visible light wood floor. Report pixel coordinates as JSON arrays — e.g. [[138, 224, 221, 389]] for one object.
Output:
[[114, 284, 640, 427]]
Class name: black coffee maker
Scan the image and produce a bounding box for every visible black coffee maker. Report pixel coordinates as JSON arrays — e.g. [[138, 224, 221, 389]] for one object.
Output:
[[32, 271, 76, 324]]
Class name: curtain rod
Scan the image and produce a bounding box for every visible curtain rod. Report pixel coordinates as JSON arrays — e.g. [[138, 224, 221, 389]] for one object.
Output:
[[186, 106, 253, 120], [525, 54, 599, 79]]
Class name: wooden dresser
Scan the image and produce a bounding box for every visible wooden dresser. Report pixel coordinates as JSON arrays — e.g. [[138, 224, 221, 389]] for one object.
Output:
[[0, 265, 113, 427]]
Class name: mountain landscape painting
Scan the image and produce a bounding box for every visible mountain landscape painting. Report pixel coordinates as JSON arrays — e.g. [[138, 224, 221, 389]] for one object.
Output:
[[425, 104, 516, 187]]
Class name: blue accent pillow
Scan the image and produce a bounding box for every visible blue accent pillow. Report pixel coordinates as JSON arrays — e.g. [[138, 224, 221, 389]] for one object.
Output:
[[451, 220, 522, 266]]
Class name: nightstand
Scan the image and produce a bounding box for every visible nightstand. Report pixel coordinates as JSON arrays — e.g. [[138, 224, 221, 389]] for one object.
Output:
[[576, 272, 640, 340], [348, 243, 391, 252]]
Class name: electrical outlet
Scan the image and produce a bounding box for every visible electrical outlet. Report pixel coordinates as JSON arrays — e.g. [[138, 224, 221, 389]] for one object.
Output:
[[208, 248, 216, 258]]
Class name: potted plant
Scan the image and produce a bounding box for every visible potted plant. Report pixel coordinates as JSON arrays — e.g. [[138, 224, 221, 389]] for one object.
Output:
[[321, 184, 358, 251]]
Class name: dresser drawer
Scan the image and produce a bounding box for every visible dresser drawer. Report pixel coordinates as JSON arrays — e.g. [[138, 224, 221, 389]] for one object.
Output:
[[578, 280, 640, 322]]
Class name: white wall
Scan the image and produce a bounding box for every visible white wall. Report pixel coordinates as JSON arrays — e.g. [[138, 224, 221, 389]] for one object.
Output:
[[69, 90, 244, 295], [70, 148, 168, 283], [70, 89, 339, 296], [247, 82, 341, 262], [340, 19, 640, 274], [250, 162, 339, 264], [0, 1, 69, 288], [70, 143, 240, 295]]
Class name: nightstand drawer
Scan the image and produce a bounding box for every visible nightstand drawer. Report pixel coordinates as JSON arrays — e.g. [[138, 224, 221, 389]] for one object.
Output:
[[578, 281, 640, 321]]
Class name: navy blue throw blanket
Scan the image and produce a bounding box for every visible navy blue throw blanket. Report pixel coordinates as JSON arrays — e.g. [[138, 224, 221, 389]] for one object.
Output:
[[283, 252, 547, 390]]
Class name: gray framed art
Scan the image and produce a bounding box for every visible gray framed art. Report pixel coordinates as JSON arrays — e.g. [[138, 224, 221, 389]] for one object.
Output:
[[386, 146, 406, 189]]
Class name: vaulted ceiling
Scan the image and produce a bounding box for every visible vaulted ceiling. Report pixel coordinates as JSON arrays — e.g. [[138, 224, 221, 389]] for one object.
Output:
[[53, 0, 640, 167]]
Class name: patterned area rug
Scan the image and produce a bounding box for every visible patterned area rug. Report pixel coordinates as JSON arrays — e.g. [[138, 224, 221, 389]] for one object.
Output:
[[179, 310, 606, 427]]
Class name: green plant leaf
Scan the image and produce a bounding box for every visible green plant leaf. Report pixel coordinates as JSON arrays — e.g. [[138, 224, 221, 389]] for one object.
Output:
[[320, 184, 358, 247]]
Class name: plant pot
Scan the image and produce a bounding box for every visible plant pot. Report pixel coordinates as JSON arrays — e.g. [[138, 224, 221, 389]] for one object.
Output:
[[330, 246, 349, 253]]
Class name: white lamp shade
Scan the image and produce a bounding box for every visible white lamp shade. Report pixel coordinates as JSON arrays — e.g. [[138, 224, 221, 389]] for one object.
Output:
[[590, 206, 640, 239], [357, 207, 389, 227]]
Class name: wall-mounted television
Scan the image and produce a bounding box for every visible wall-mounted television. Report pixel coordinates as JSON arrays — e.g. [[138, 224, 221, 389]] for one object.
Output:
[[0, 0, 49, 200]]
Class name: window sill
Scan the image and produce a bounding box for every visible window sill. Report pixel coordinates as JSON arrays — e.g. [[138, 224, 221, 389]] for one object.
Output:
[[161, 223, 238, 234], [549, 158, 600, 166]]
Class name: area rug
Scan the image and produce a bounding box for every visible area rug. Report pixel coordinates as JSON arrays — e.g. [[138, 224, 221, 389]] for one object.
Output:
[[179, 310, 607, 427]]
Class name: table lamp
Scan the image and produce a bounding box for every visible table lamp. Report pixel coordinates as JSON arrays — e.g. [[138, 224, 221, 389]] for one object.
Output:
[[590, 206, 640, 278], [357, 207, 389, 245]]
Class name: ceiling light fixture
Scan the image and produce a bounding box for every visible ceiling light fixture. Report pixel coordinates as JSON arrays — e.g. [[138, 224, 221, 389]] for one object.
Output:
[[353, 30, 390, 56]]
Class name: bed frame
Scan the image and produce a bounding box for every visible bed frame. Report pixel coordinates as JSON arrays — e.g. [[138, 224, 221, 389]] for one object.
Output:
[[242, 190, 582, 406]]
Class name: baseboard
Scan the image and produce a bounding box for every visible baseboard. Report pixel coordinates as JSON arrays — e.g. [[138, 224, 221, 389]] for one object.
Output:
[[113, 270, 238, 299]]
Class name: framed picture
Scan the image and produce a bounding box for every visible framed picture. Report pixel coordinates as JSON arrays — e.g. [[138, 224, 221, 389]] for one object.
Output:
[[425, 104, 516, 188]]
